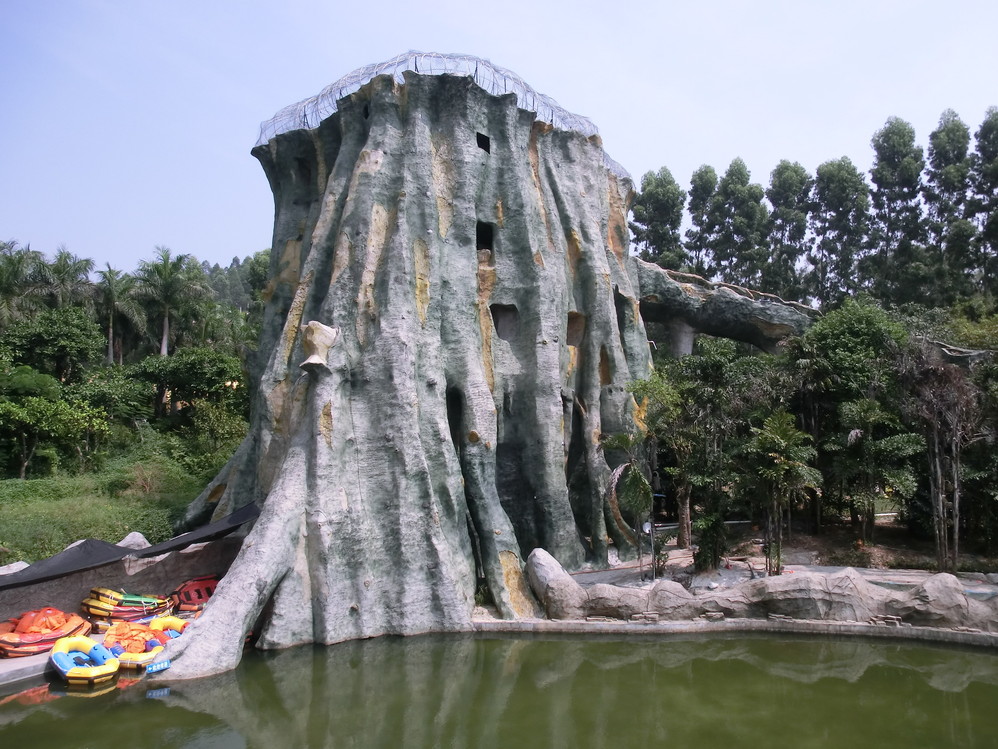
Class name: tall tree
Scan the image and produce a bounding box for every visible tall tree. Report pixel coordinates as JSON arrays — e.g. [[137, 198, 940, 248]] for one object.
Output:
[[924, 110, 976, 305], [805, 157, 870, 308], [826, 397, 921, 543], [0, 241, 46, 328], [764, 160, 812, 300], [684, 165, 717, 277], [629, 167, 687, 269], [738, 410, 821, 575], [970, 107, 998, 299], [706, 158, 769, 287], [900, 346, 982, 572], [95, 265, 146, 365], [865, 117, 929, 305], [41, 246, 95, 309], [136, 246, 210, 356]]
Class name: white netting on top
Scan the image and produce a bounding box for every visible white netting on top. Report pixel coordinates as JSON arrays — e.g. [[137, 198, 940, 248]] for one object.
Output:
[[256, 51, 630, 179]]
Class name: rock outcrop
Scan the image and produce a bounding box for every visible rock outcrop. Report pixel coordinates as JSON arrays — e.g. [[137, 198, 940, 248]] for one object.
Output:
[[161, 56, 814, 679], [526, 548, 998, 631]]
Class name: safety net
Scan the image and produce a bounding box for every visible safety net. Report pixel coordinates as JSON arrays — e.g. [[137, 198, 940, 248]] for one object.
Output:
[[256, 51, 629, 179]]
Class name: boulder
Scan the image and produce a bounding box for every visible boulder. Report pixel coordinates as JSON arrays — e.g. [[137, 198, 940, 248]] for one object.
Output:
[[526, 548, 587, 620], [526, 552, 998, 634], [585, 583, 650, 619], [647, 580, 699, 620], [888, 573, 997, 631], [117, 532, 151, 550]]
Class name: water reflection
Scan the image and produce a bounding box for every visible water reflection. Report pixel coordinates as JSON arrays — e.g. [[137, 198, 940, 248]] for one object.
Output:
[[2, 634, 998, 748]]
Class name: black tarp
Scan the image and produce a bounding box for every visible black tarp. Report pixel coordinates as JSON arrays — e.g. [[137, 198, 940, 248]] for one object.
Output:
[[134, 502, 259, 558], [0, 503, 259, 591]]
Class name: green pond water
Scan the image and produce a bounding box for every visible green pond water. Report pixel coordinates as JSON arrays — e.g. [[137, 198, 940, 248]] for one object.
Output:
[[2, 633, 997, 748]]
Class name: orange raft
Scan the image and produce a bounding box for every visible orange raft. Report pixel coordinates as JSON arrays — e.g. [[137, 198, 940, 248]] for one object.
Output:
[[102, 621, 170, 669], [0, 607, 92, 658]]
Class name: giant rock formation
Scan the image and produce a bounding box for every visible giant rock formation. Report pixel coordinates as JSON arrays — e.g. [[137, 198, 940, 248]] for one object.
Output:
[[162, 56, 811, 679]]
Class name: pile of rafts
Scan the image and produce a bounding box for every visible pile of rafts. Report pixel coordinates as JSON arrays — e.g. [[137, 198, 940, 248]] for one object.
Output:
[[0, 575, 217, 662], [81, 587, 172, 630]]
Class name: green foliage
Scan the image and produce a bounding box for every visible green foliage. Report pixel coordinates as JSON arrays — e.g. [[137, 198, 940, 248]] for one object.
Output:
[[866, 117, 930, 305], [0, 306, 104, 383], [925, 110, 975, 305], [134, 346, 246, 415], [95, 265, 145, 365], [0, 365, 61, 400], [630, 167, 687, 269], [0, 241, 46, 328], [706, 158, 770, 288], [684, 165, 718, 277], [825, 398, 922, 542], [970, 107, 998, 297], [693, 513, 727, 571], [764, 160, 812, 300], [739, 411, 822, 507], [0, 456, 200, 565], [616, 463, 653, 519], [793, 298, 908, 402], [159, 400, 248, 481], [66, 366, 154, 422], [136, 246, 212, 356], [0, 396, 110, 478], [947, 312, 998, 349], [806, 157, 870, 308], [41, 248, 95, 310], [0, 364, 110, 478], [738, 410, 822, 574]]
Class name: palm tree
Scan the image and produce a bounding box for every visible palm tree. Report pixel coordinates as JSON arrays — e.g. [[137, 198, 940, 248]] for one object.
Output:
[[41, 246, 95, 309], [136, 246, 210, 356], [0, 241, 46, 328], [95, 265, 146, 364], [739, 411, 822, 575]]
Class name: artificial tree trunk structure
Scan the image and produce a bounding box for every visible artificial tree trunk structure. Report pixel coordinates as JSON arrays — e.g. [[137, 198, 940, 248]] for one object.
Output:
[[163, 54, 812, 679]]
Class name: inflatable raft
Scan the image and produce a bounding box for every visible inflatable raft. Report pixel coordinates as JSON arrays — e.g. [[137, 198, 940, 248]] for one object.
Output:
[[102, 621, 170, 669], [81, 588, 171, 624], [49, 635, 119, 688], [0, 607, 92, 658], [170, 575, 218, 614]]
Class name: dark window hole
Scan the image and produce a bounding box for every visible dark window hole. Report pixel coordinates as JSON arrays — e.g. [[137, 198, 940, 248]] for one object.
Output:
[[446, 386, 464, 452], [476, 222, 494, 252], [363, 103, 370, 119], [490, 304, 519, 342], [476, 132, 491, 153]]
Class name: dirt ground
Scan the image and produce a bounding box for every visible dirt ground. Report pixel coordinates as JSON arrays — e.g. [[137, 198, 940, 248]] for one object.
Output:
[[714, 518, 994, 574]]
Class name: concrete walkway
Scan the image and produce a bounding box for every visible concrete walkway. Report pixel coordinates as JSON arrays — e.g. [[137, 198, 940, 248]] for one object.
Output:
[[0, 650, 51, 692]]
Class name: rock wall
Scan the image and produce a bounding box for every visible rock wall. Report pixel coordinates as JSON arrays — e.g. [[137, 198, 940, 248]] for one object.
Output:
[[527, 548, 998, 632]]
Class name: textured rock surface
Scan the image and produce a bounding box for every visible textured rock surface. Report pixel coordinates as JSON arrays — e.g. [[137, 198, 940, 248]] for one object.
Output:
[[886, 573, 995, 630], [163, 68, 814, 679], [526, 548, 587, 619], [634, 262, 814, 355], [526, 553, 998, 632]]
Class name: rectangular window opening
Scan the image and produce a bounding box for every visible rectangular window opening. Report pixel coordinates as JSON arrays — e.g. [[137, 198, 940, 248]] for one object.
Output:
[[476, 132, 491, 153], [476, 222, 494, 252]]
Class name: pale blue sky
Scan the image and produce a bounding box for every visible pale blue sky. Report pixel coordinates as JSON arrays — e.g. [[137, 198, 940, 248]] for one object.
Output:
[[2, 0, 996, 271]]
